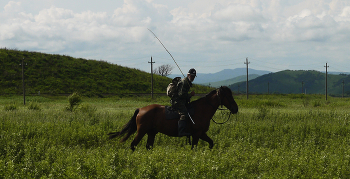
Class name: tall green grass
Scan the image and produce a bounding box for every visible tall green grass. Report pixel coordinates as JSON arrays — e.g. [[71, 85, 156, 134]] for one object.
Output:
[[1, 94, 350, 178]]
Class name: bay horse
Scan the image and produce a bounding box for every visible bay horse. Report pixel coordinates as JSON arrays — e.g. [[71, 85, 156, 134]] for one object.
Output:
[[108, 86, 238, 151]]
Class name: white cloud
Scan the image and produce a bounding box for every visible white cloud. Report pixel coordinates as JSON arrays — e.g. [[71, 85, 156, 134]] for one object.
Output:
[[4, 1, 22, 12], [213, 4, 264, 22], [0, 0, 350, 73]]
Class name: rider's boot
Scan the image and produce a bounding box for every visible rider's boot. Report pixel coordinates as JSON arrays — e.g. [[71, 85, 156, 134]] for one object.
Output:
[[178, 116, 191, 137]]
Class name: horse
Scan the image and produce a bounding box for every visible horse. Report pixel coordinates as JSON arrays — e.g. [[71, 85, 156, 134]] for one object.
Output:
[[108, 86, 238, 151]]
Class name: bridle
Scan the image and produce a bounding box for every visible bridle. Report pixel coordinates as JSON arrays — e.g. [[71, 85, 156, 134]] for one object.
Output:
[[209, 88, 234, 124]]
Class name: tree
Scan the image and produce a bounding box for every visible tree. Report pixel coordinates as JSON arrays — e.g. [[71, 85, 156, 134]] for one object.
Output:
[[153, 64, 174, 77]]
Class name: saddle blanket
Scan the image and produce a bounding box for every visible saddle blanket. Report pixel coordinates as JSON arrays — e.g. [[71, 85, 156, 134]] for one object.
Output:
[[164, 106, 194, 120]]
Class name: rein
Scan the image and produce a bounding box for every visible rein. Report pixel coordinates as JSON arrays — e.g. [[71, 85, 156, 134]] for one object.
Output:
[[208, 88, 232, 125]]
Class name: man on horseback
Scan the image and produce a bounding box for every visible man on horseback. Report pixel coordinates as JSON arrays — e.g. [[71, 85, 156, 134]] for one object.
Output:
[[171, 68, 196, 137]]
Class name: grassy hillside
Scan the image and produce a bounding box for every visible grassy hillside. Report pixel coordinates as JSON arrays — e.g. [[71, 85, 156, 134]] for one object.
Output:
[[229, 70, 350, 96], [0, 48, 212, 96]]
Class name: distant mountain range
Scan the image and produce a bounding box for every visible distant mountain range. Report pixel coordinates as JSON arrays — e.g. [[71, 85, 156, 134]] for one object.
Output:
[[168, 68, 271, 85], [228, 70, 350, 96], [169, 68, 350, 96], [202, 74, 260, 88]]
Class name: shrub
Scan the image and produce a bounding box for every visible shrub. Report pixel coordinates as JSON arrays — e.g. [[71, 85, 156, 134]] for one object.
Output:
[[78, 103, 97, 117], [256, 105, 269, 120], [27, 102, 41, 111], [303, 98, 310, 107], [4, 103, 17, 111], [313, 100, 322, 107], [66, 92, 82, 111]]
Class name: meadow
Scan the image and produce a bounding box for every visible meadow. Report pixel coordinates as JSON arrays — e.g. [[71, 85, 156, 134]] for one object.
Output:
[[1, 94, 350, 178]]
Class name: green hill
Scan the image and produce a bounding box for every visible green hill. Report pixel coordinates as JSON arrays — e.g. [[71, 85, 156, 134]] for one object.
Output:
[[0, 48, 212, 96], [229, 70, 350, 96]]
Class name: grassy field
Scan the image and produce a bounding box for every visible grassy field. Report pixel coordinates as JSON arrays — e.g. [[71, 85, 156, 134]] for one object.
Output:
[[1, 94, 350, 178]]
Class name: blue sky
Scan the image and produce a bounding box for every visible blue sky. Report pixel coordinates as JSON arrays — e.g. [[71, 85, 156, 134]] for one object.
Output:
[[1, 0, 350, 74]]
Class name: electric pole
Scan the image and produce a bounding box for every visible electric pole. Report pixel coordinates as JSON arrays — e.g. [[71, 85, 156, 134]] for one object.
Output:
[[342, 80, 345, 98], [244, 57, 250, 99], [302, 81, 304, 94], [20, 58, 27, 105], [324, 63, 329, 100], [148, 56, 155, 99], [268, 82, 269, 94]]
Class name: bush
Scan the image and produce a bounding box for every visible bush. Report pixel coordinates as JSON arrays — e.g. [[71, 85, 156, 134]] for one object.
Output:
[[4, 103, 17, 111], [66, 92, 82, 111], [78, 103, 97, 117], [27, 102, 41, 111], [256, 105, 269, 120], [313, 100, 322, 107]]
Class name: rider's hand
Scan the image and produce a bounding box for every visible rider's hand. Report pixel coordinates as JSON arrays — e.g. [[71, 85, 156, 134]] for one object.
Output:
[[190, 91, 195, 96]]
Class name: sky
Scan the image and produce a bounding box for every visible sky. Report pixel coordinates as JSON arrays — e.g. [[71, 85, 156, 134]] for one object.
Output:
[[1, 0, 350, 75]]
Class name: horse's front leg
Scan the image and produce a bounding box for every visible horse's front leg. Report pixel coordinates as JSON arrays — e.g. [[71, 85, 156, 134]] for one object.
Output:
[[199, 132, 214, 149], [191, 132, 201, 149]]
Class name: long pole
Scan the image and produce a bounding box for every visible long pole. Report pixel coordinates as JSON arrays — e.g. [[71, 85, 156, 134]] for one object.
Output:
[[324, 63, 329, 100], [148, 56, 155, 99], [342, 80, 344, 98], [302, 81, 304, 94], [21, 58, 26, 105], [244, 57, 250, 99], [148, 29, 185, 78]]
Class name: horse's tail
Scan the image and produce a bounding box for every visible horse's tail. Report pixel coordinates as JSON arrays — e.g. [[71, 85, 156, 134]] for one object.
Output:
[[108, 108, 139, 142]]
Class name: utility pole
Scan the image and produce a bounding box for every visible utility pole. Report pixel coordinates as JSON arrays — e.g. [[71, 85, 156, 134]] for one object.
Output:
[[244, 57, 250, 99], [148, 56, 155, 99], [20, 58, 27, 105], [342, 80, 345, 98], [267, 82, 269, 94], [302, 81, 304, 94], [324, 63, 329, 100]]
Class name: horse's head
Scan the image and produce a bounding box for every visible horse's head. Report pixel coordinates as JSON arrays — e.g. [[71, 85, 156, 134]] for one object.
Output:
[[217, 86, 238, 114]]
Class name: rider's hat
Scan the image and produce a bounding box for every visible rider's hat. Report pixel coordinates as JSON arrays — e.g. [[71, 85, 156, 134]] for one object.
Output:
[[188, 68, 197, 77]]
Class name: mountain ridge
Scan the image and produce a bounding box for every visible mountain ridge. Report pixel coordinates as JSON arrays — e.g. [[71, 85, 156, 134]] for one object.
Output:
[[228, 70, 350, 96], [168, 68, 271, 84]]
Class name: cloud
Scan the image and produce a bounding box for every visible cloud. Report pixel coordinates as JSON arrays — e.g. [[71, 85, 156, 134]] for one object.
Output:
[[4, 1, 22, 13], [0, 0, 350, 73], [212, 3, 264, 22]]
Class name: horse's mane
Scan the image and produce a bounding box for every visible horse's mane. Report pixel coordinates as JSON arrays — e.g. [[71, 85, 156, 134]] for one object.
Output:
[[206, 89, 217, 97], [189, 86, 232, 106], [190, 89, 217, 106]]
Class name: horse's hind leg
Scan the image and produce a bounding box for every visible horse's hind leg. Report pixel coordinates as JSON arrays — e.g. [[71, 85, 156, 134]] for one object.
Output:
[[130, 129, 147, 151], [200, 133, 214, 149], [146, 130, 157, 150], [187, 136, 192, 145]]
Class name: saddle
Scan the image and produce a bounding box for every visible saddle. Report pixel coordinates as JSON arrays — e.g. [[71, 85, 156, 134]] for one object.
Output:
[[164, 105, 195, 120]]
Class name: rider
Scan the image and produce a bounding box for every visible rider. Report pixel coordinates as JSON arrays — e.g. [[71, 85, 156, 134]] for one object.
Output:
[[171, 68, 196, 137]]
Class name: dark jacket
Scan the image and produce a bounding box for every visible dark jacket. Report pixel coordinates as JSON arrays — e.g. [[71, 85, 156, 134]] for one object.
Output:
[[171, 76, 193, 106]]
